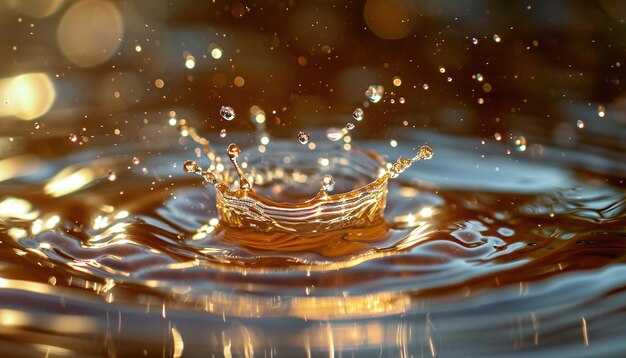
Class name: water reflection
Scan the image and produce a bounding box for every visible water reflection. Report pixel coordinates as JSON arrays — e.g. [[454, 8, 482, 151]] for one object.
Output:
[[1, 0, 626, 356]]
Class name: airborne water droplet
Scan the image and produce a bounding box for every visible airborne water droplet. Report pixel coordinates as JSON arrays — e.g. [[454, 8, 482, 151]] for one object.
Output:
[[326, 127, 345, 142], [220, 106, 235, 121], [352, 107, 364, 121], [220, 129, 227, 138], [365, 85, 384, 103], [472, 37, 479, 45], [227, 143, 241, 159], [414, 145, 434, 161], [512, 135, 527, 151], [183, 160, 201, 173], [69, 133, 78, 142], [132, 156, 140, 165], [321, 174, 335, 191], [297, 131, 310, 144], [345, 123, 355, 131], [107, 171, 116, 181]]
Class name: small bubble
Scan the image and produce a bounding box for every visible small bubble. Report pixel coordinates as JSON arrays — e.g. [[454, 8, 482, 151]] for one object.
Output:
[[438, 66, 446, 73], [326, 127, 345, 142], [472, 37, 479, 45], [390, 139, 397, 147], [493, 34, 501, 43], [345, 122, 355, 130], [422, 84, 429, 90], [69, 133, 78, 142], [220, 106, 235, 121], [297, 131, 310, 144], [577, 120, 585, 129], [392, 76, 402, 86], [597, 105, 605, 118], [399, 97, 405, 104], [390, 99, 395, 104], [352, 107, 364, 121], [321, 174, 335, 191], [107, 171, 116, 181], [132, 156, 140, 165], [365, 85, 384, 103], [135, 45, 142, 52], [494, 132, 502, 141], [447, 77, 452, 82], [220, 129, 227, 138], [475, 73, 484, 82]]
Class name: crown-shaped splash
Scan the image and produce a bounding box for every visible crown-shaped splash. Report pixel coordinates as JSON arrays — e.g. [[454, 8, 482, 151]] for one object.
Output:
[[184, 142, 433, 233]]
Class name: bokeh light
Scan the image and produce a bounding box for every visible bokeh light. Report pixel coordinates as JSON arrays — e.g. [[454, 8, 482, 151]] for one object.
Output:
[[364, 0, 416, 40], [0, 73, 55, 120], [4, 0, 65, 18], [56, 0, 123, 67]]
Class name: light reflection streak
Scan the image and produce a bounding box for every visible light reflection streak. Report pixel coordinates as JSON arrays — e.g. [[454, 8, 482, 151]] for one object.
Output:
[[0, 197, 38, 220], [0, 154, 41, 182], [44, 167, 95, 197]]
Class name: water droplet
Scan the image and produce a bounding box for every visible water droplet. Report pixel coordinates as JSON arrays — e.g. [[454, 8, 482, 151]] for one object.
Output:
[[493, 34, 501, 43], [438, 66, 446, 73], [132, 156, 140, 165], [220, 129, 227, 138], [297, 131, 310, 144], [220, 106, 235, 121], [399, 97, 405, 104], [227, 143, 241, 159], [513, 135, 527, 151], [494, 132, 502, 141], [183, 160, 201, 173], [577, 120, 585, 129], [345, 123, 355, 131], [69, 133, 78, 142], [447, 77, 453, 82], [475, 73, 484, 82], [107, 171, 116, 181], [422, 83, 429, 90], [389, 157, 412, 178], [414, 145, 434, 160], [34, 122, 40, 130], [352, 107, 364, 121], [365, 85, 384, 103], [472, 37, 479, 45], [326, 127, 345, 142], [597, 105, 606, 118], [321, 174, 334, 191]]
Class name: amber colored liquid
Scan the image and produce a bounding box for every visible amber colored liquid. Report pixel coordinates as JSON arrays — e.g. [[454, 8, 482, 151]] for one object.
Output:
[[0, 130, 624, 356]]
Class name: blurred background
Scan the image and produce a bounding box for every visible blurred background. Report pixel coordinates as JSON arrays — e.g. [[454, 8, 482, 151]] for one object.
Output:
[[1, 0, 625, 159]]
